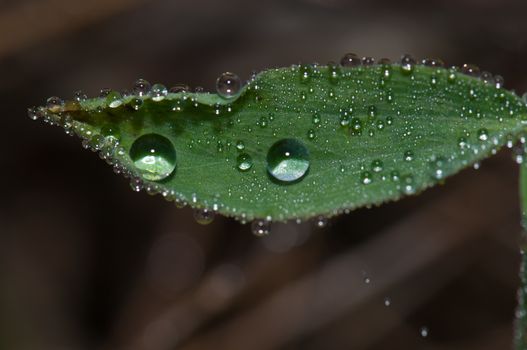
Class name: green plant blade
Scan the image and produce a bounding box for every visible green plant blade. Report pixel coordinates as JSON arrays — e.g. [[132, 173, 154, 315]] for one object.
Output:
[[30, 62, 527, 221], [516, 161, 527, 350]]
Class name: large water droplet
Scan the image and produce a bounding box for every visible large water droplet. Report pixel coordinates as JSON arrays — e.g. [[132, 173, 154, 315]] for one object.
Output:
[[216, 72, 241, 99], [129, 134, 176, 181], [266, 139, 310, 183]]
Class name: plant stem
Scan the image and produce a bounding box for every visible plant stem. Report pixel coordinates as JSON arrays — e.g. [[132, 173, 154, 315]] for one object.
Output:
[[515, 162, 527, 350]]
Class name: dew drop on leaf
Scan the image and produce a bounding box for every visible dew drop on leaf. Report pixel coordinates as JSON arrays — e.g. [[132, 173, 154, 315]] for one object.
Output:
[[133, 78, 151, 96], [106, 91, 123, 108], [129, 133, 177, 181], [340, 52, 361, 67], [251, 220, 271, 237], [46, 96, 64, 111], [420, 326, 429, 338], [151, 83, 168, 102], [193, 208, 215, 225], [400, 54, 416, 75], [236, 153, 253, 172], [216, 72, 242, 99], [266, 139, 310, 183]]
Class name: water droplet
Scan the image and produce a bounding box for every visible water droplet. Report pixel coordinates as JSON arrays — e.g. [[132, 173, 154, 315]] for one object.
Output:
[[401, 175, 415, 194], [400, 54, 416, 75], [73, 90, 88, 102], [363, 276, 371, 284], [236, 140, 245, 151], [350, 117, 363, 136], [371, 159, 383, 172], [236, 153, 253, 172], [461, 63, 480, 77], [133, 79, 151, 96], [328, 62, 340, 84], [46, 96, 64, 111], [193, 208, 215, 225], [106, 91, 123, 108], [312, 112, 321, 125], [404, 150, 414, 162], [217, 72, 241, 99], [368, 105, 377, 118], [430, 156, 447, 180], [420, 326, 429, 338], [27, 107, 41, 121], [169, 84, 190, 93], [361, 56, 375, 66], [340, 53, 361, 67], [494, 75, 504, 89], [130, 98, 144, 111], [151, 84, 168, 102], [384, 297, 391, 306], [316, 216, 328, 228], [252, 220, 271, 237], [129, 133, 176, 181], [422, 58, 444, 67], [307, 129, 316, 140], [361, 171, 373, 185], [477, 128, 489, 141], [266, 139, 310, 183]]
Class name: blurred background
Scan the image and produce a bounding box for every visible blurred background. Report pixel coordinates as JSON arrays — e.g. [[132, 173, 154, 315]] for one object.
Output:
[[1, 0, 527, 349]]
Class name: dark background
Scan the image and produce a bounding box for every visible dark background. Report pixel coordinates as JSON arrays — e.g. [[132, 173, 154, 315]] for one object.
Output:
[[1, 0, 527, 349]]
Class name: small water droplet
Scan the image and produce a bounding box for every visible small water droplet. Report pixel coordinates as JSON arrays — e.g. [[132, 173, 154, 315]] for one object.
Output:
[[46, 96, 64, 111], [404, 150, 414, 162], [477, 128, 489, 141], [236, 140, 245, 151], [312, 112, 321, 125], [350, 117, 363, 136], [106, 91, 123, 108], [193, 208, 215, 225], [267, 139, 310, 183], [328, 61, 340, 84], [73, 90, 88, 102], [400, 54, 416, 75], [129, 133, 176, 181], [361, 171, 373, 185], [252, 220, 271, 237], [130, 98, 144, 111], [384, 297, 391, 306], [371, 159, 383, 173], [133, 79, 151, 96], [494, 75, 504, 89], [340, 53, 361, 67], [216, 72, 242, 99], [361, 56, 375, 66], [420, 326, 429, 338], [27, 107, 41, 121], [461, 63, 480, 77], [316, 216, 328, 228], [151, 83, 168, 102], [307, 129, 316, 140], [169, 84, 190, 93], [236, 153, 253, 172]]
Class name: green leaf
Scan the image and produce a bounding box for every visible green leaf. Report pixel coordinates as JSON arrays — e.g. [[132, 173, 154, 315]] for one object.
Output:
[[30, 60, 527, 222]]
